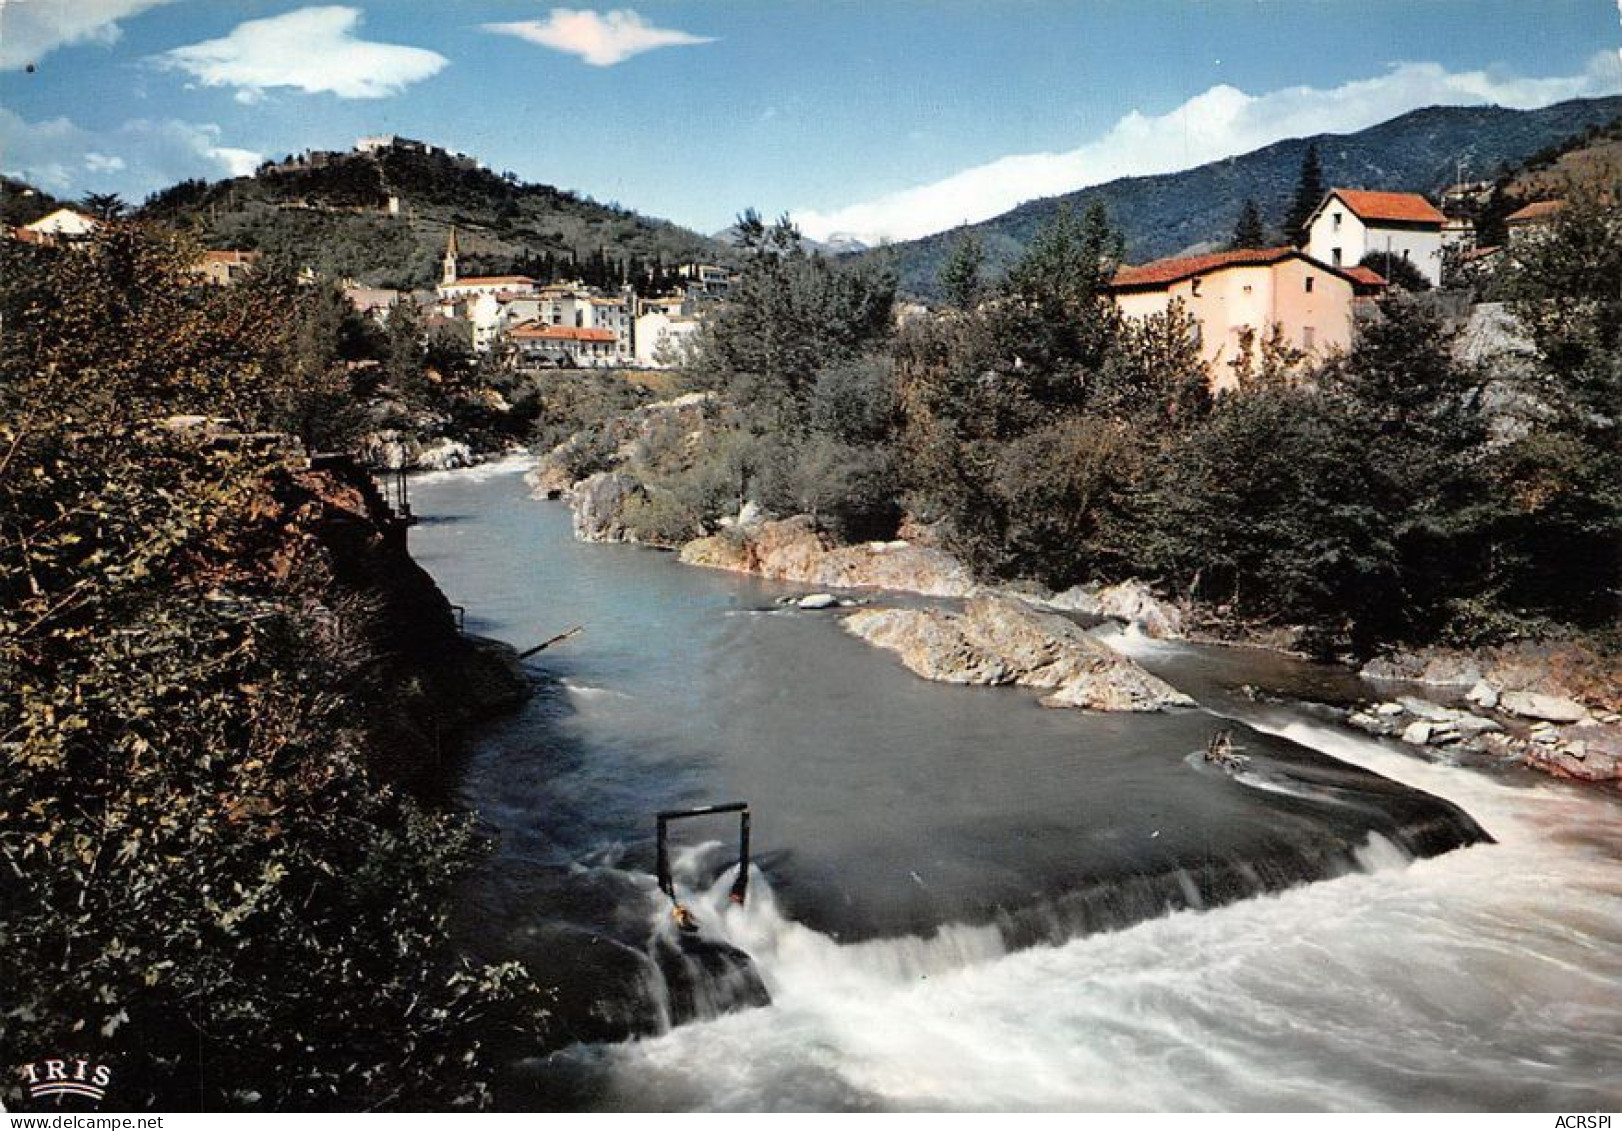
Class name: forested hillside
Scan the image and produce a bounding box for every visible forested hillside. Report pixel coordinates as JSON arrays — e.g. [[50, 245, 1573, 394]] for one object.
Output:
[[136, 143, 734, 290]]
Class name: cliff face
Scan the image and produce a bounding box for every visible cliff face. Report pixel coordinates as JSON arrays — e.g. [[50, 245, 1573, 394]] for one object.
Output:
[[279, 458, 529, 791]]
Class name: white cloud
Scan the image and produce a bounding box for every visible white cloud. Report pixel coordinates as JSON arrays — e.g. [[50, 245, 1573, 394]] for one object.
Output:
[[159, 6, 446, 99], [484, 8, 714, 67], [0, 107, 263, 198], [796, 58, 1622, 245], [0, 0, 176, 70]]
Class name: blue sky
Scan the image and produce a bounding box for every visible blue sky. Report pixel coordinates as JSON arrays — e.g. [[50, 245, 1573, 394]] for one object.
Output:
[[2, 1, 1618, 242]]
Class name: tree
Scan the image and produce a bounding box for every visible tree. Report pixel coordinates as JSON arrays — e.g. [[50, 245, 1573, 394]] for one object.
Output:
[[1003, 201, 1122, 313], [1284, 143, 1325, 245], [939, 227, 985, 308], [80, 191, 127, 219], [1358, 250, 1431, 291], [385, 293, 429, 400], [689, 215, 895, 430], [1229, 198, 1267, 250]]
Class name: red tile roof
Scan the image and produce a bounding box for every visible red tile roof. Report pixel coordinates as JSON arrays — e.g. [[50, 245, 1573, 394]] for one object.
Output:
[[443, 275, 537, 287], [511, 324, 617, 343], [1329, 189, 1445, 226], [1113, 244, 1379, 290], [1109, 246, 1299, 289], [1342, 265, 1388, 288], [201, 249, 259, 264], [1505, 200, 1565, 225]]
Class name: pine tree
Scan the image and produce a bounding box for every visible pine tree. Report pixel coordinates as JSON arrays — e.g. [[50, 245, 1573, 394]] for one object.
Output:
[[1229, 199, 1267, 249], [938, 228, 985, 308], [1284, 143, 1325, 245]]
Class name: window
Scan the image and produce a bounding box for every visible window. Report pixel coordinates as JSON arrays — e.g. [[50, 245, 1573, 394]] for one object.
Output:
[[1331, 248, 1342, 266], [1303, 326, 1316, 349], [1402, 248, 1411, 260], [1190, 277, 1202, 296], [1242, 284, 1253, 294], [1332, 212, 1342, 231], [1304, 276, 1315, 293]]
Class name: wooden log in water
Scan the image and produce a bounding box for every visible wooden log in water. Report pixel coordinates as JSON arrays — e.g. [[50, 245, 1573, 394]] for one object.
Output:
[[517, 625, 583, 659]]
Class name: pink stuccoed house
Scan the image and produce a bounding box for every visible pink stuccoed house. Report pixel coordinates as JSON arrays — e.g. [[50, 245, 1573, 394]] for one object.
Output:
[[1105, 246, 1382, 392]]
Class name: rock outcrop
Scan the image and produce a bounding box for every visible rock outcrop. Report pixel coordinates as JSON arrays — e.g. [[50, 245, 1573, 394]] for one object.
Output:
[[567, 470, 642, 544], [1025, 579, 1184, 639], [842, 596, 1194, 712], [681, 516, 980, 598], [531, 392, 715, 504]]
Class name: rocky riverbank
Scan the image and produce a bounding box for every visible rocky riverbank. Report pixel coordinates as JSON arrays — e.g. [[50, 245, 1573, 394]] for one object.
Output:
[[1350, 644, 1622, 786], [297, 458, 531, 790], [532, 400, 1617, 787]]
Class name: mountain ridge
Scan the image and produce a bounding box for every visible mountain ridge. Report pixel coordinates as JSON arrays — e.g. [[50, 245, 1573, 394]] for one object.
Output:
[[869, 94, 1622, 298]]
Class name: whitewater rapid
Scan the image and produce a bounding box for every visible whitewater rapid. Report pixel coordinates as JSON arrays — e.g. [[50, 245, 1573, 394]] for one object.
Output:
[[591, 692, 1622, 1111]]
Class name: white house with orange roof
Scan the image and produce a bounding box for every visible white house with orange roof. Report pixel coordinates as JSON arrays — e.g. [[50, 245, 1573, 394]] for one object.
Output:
[[1106, 246, 1372, 392], [1303, 189, 1450, 286]]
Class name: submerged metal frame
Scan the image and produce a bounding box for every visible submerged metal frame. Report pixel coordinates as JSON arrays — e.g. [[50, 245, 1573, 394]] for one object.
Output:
[[655, 802, 751, 906]]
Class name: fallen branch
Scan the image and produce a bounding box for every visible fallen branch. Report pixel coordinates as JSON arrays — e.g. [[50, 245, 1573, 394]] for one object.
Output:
[[517, 625, 583, 659]]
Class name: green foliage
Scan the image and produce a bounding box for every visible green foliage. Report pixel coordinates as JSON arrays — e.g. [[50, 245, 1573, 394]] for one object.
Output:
[[528, 371, 652, 452], [0, 224, 548, 1110], [687, 216, 896, 431], [2, 176, 66, 227], [938, 228, 985, 309], [1229, 198, 1267, 250], [1143, 297, 1500, 650], [1284, 143, 1325, 245], [1359, 250, 1431, 291], [1493, 189, 1622, 624]]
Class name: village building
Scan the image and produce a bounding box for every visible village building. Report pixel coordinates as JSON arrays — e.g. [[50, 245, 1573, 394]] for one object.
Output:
[[21, 207, 99, 244], [633, 310, 702, 367], [342, 284, 403, 324], [638, 294, 691, 319], [193, 249, 260, 286], [510, 323, 621, 367], [1106, 246, 1370, 392], [677, 263, 737, 304], [1303, 189, 1451, 287], [430, 230, 696, 362], [1504, 200, 1566, 244]]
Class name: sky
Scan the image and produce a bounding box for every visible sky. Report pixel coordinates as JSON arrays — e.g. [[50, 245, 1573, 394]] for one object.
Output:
[[1, 1, 1619, 244]]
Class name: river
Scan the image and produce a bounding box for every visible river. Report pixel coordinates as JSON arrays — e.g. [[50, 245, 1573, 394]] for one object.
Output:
[[409, 458, 1622, 1112]]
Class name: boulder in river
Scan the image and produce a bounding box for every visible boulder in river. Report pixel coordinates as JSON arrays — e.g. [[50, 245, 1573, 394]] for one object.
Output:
[[1498, 691, 1590, 724], [1360, 651, 1484, 686], [681, 516, 979, 597], [1093, 580, 1184, 640], [842, 596, 1194, 712]]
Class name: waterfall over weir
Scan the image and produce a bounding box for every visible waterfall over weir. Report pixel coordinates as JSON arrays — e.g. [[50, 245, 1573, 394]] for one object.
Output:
[[410, 462, 1620, 1111]]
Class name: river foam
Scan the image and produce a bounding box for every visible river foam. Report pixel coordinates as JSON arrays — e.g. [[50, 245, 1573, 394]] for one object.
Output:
[[593, 706, 1622, 1111]]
